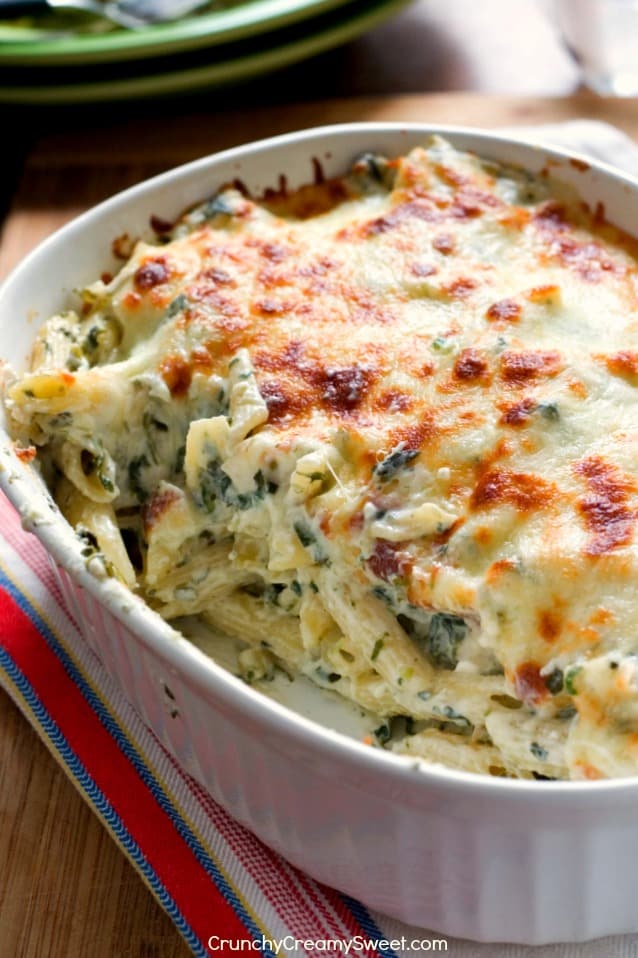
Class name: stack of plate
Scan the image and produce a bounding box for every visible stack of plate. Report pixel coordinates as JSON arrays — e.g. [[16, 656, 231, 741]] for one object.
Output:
[[0, 0, 409, 104]]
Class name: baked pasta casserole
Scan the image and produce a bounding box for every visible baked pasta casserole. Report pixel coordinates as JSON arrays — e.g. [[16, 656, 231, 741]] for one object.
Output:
[[6, 136, 638, 780]]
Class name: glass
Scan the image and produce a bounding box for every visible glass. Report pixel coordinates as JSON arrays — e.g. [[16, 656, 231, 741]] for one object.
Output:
[[555, 0, 638, 95]]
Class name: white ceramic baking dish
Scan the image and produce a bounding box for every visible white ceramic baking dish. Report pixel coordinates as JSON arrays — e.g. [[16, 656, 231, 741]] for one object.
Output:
[[3, 124, 638, 946]]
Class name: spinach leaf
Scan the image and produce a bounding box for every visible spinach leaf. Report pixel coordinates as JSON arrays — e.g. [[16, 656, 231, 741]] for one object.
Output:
[[400, 611, 468, 670], [200, 193, 236, 220], [544, 668, 564, 695], [537, 402, 560, 422], [167, 294, 189, 318], [351, 153, 395, 192], [374, 445, 419, 483], [199, 460, 268, 513]]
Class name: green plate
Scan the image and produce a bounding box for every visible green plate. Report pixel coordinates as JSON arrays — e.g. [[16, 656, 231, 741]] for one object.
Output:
[[0, 0, 357, 64], [0, 0, 409, 101]]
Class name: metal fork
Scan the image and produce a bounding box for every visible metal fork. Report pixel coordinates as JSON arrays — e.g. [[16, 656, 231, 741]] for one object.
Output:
[[0, 0, 212, 30]]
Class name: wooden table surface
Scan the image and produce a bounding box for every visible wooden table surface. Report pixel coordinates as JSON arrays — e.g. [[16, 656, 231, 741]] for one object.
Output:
[[1, 7, 638, 951]]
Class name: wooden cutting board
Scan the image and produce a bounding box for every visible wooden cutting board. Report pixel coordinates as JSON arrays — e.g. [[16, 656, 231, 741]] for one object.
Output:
[[1, 92, 637, 957]]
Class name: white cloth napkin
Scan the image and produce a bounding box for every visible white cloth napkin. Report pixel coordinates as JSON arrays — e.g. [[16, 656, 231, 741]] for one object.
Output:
[[502, 118, 638, 178]]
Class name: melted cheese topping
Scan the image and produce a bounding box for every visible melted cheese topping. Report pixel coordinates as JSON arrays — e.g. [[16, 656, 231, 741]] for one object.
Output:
[[9, 137, 638, 780]]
